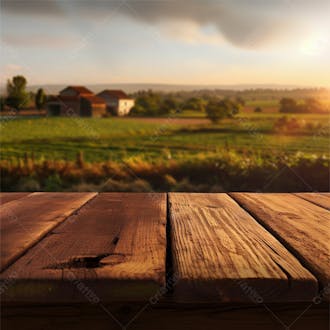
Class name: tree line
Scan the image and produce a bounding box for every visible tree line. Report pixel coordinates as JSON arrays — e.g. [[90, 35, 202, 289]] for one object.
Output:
[[131, 90, 246, 122], [0, 76, 47, 112], [279, 97, 326, 113], [1, 75, 327, 119], [131, 89, 327, 120]]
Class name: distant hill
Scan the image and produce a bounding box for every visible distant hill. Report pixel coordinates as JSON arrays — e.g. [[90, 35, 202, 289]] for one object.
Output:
[[1, 83, 326, 95], [1, 83, 329, 96], [29, 83, 321, 94]]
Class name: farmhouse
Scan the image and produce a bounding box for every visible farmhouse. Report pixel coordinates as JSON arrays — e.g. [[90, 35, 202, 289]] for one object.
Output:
[[59, 86, 94, 97], [97, 90, 135, 116], [47, 86, 106, 117], [47, 86, 134, 117]]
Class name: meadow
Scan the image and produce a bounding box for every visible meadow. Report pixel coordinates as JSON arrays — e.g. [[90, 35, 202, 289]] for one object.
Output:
[[1, 111, 329, 192]]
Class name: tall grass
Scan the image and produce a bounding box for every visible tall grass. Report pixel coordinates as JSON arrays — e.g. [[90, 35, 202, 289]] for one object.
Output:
[[1, 150, 328, 192]]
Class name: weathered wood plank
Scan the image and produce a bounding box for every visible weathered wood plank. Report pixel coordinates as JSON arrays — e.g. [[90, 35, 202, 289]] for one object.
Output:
[[169, 193, 317, 303], [0, 193, 31, 205], [1, 193, 166, 302], [294, 193, 330, 210], [231, 193, 330, 299], [2, 303, 329, 330], [0, 192, 96, 272]]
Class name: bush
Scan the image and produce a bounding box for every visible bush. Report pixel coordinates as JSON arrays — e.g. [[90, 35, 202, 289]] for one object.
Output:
[[273, 116, 302, 133], [100, 178, 152, 192], [70, 182, 99, 192], [44, 174, 63, 191], [16, 177, 41, 191], [163, 174, 177, 189]]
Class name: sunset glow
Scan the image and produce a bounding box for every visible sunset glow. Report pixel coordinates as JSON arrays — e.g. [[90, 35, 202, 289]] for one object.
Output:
[[1, 0, 330, 87]]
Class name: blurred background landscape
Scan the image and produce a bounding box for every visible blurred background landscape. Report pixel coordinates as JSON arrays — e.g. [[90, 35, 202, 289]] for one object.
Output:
[[1, 0, 329, 192]]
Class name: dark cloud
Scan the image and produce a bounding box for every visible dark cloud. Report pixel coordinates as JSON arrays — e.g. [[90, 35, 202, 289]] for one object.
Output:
[[1, 0, 329, 48], [1, 0, 64, 16]]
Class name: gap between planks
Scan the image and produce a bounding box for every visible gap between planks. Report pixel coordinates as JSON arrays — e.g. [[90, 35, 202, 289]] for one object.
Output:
[[168, 193, 318, 303], [230, 193, 329, 302], [1, 192, 327, 304], [294, 192, 330, 211]]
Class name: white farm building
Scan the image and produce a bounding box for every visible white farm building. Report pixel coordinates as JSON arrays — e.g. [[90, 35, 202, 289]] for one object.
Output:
[[97, 90, 135, 116]]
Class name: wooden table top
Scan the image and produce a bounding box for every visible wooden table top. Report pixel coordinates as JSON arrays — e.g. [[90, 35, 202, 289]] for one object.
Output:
[[0, 192, 329, 305]]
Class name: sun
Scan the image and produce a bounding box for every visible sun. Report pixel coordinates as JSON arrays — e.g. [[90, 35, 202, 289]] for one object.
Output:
[[301, 35, 329, 56]]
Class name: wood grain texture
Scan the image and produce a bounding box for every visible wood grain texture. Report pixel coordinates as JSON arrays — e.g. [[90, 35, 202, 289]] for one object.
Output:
[[0, 192, 96, 272], [231, 193, 330, 300], [295, 193, 330, 210], [0, 193, 31, 205], [1, 193, 166, 303], [169, 193, 317, 303]]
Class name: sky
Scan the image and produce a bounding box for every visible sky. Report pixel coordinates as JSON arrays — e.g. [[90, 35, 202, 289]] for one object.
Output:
[[1, 0, 330, 87]]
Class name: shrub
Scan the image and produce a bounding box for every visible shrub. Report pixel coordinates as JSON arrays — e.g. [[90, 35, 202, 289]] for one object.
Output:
[[44, 174, 63, 191], [70, 182, 99, 192], [16, 177, 41, 191], [100, 178, 152, 192], [273, 116, 302, 133], [1, 151, 329, 192], [163, 174, 177, 189]]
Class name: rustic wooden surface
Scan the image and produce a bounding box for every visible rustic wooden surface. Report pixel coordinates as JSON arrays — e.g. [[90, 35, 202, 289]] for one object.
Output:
[[0, 192, 96, 272], [294, 192, 330, 210], [2, 303, 328, 330], [0, 192, 329, 329], [169, 193, 317, 302], [0, 192, 31, 205], [230, 193, 330, 300], [1, 193, 166, 302]]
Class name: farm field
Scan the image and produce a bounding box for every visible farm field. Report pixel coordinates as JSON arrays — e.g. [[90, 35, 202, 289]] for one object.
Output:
[[1, 114, 329, 192], [1, 114, 329, 161]]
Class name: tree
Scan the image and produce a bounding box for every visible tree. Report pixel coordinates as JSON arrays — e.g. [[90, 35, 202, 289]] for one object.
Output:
[[0, 96, 5, 112], [206, 98, 241, 123], [131, 90, 161, 116], [304, 97, 323, 113], [236, 96, 245, 107], [5, 75, 29, 111], [160, 97, 179, 115], [254, 106, 262, 113], [131, 90, 182, 116], [35, 88, 47, 110], [279, 97, 324, 113], [279, 97, 298, 113], [184, 97, 206, 112]]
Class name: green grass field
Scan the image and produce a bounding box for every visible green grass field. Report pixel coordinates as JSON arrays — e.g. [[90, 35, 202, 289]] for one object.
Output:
[[1, 114, 329, 192], [1, 113, 329, 163]]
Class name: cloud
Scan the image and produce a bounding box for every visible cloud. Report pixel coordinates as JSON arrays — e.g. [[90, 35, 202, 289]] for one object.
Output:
[[2, 34, 81, 49], [117, 0, 329, 48], [2, 0, 330, 48], [1, 0, 63, 16]]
